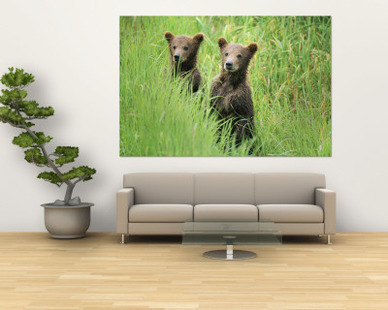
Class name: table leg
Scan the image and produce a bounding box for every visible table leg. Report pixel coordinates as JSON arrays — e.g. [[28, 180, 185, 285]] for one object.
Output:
[[226, 244, 234, 260]]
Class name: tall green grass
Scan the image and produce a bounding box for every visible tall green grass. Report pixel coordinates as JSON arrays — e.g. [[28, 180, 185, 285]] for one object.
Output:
[[120, 16, 331, 156]]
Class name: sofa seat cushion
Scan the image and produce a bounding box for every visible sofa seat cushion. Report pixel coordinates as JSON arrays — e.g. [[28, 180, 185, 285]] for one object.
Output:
[[194, 204, 258, 221], [129, 204, 193, 223], [257, 204, 323, 223]]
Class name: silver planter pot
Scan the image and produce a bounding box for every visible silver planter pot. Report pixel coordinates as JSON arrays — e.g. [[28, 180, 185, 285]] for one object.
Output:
[[41, 203, 94, 239]]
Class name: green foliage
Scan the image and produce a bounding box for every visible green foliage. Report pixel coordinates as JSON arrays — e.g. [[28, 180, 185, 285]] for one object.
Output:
[[37, 171, 63, 186], [0, 67, 34, 88], [0, 106, 24, 124], [12, 132, 53, 148], [24, 148, 47, 165], [0, 67, 97, 204], [0, 89, 28, 105], [0, 90, 55, 122], [19, 100, 55, 118], [0, 68, 54, 129], [62, 166, 97, 181], [54, 146, 79, 166], [120, 16, 331, 156], [12, 132, 36, 147]]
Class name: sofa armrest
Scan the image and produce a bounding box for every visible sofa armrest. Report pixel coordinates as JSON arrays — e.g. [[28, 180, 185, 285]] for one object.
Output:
[[315, 188, 336, 234], [116, 188, 134, 234]]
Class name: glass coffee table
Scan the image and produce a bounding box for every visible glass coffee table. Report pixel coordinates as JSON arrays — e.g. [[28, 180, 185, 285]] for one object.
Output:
[[182, 221, 282, 260]]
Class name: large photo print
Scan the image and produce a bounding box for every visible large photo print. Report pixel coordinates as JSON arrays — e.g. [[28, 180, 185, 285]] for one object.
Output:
[[120, 16, 331, 157]]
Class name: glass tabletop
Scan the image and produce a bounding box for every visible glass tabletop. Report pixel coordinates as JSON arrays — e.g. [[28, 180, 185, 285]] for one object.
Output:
[[182, 221, 282, 245]]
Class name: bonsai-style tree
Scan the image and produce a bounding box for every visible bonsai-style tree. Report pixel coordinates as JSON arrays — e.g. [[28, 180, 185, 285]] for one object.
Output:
[[0, 67, 96, 205]]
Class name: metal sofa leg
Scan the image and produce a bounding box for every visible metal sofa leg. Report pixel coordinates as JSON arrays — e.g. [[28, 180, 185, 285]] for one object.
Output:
[[120, 234, 126, 244], [327, 234, 332, 245]]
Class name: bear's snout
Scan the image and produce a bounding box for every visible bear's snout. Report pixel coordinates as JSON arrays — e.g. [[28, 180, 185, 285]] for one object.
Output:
[[225, 61, 233, 70], [174, 54, 180, 62]]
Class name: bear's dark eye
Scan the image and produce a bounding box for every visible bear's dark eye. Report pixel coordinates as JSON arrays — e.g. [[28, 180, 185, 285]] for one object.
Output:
[[184, 46, 189, 51], [173, 46, 176, 50], [225, 53, 229, 56], [237, 54, 242, 59]]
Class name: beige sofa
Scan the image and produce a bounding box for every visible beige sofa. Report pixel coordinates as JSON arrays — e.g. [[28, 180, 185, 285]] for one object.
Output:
[[116, 173, 336, 244]]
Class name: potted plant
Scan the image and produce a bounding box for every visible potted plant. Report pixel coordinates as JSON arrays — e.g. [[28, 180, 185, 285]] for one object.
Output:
[[0, 67, 97, 238]]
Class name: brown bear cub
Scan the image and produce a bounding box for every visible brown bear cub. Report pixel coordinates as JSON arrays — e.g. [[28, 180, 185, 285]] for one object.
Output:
[[164, 32, 204, 93], [211, 38, 258, 145]]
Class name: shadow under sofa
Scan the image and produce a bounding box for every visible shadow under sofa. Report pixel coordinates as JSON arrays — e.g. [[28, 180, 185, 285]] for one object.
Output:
[[116, 173, 336, 244]]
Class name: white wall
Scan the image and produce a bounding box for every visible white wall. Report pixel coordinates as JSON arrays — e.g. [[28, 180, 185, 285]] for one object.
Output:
[[0, 0, 387, 232]]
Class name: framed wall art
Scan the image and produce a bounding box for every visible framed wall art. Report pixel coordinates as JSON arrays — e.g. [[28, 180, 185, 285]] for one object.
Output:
[[120, 16, 331, 157]]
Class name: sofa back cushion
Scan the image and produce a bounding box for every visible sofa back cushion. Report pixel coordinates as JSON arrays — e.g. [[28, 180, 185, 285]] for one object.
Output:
[[255, 173, 326, 204], [194, 173, 255, 204], [123, 173, 194, 204]]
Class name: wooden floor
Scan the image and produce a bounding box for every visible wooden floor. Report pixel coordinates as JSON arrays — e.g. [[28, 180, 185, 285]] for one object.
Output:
[[1, 233, 388, 310]]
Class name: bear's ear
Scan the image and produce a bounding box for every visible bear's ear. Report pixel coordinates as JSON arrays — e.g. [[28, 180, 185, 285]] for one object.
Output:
[[247, 43, 258, 55], [218, 37, 228, 51], [164, 32, 175, 44], [193, 33, 204, 44]]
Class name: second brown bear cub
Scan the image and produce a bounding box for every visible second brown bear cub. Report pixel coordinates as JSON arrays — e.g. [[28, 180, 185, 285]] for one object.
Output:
[[164, 32, 204, 93], [211, 38, 258, 144]]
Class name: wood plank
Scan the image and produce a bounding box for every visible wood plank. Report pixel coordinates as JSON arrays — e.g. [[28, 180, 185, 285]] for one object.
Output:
[[0, 233, 388, 309]]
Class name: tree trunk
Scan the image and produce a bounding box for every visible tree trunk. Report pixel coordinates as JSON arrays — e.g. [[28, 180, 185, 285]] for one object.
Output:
[[64, 183, 75, 205]]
